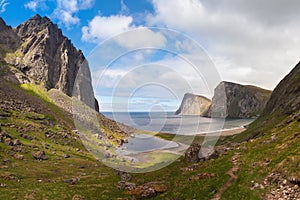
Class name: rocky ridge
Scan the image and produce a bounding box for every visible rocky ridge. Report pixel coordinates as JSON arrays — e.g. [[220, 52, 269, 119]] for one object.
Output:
[[6, 15, 87, 97], [262, 61, 300, 118]]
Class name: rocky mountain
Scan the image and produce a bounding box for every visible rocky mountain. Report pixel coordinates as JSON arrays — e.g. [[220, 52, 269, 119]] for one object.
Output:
[[1, 14, 97, 110], [262, 62, 300, 118], [206, 81, 272, 118], [0, 15, 132, 145], [229, 61, 300, 200], [0, 18, 20, 57], [175, 93, 211, 116]]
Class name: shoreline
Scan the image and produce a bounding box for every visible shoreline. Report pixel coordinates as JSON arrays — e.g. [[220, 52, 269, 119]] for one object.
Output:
[[119, 127, 246, 164], [195, 127, 246, 136], [155, 126, 247, 137]]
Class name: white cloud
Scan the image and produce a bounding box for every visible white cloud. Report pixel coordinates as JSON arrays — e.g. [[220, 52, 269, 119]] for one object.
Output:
[[54, 0, 95, 28], [24, 0, 48, 11], [120, 0, 129, 15], [82, 15, 134, 42], [147, 0, 300, 89], [25, 1, 37, 11], [0, 0, 9, 13], [82, 15, 166, 49], [114, 28, 166, 49], [79, 0, 94, 9]]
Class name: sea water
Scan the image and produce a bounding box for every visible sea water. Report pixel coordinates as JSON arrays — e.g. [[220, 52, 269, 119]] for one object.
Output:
[[103, 112, 254, 135]]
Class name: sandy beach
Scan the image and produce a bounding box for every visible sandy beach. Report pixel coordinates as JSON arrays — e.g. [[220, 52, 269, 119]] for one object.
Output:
[[196, 127, 246, 136]]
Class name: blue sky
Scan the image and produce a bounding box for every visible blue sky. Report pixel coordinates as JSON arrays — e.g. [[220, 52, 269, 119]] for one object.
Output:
[[0, 0, 154, 55], [1, 0, 300, 112]]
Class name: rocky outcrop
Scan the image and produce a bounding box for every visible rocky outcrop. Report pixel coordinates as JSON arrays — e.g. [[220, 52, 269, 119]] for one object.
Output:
[[12, 15, 85, 97], [175, 93, 211, 116], [0, 14, 98, 111], [0, 16, 134, 147], [262, 62, 300, 118], [207, 81, 271, 119]]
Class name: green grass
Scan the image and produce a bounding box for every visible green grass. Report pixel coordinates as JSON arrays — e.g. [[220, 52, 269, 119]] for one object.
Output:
[[21, 84, 51, 102], [1, 81, 300, 199]]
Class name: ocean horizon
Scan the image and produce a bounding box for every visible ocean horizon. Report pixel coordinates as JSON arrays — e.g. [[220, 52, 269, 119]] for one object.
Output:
[[102, 112, 254, 135]]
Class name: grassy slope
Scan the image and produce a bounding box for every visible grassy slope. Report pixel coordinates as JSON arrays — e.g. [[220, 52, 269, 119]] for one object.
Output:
[[1, 80, 299, 199], [222, 117, 300, 199], [0, 81, 127, 199], [0, 81, 233, 199]]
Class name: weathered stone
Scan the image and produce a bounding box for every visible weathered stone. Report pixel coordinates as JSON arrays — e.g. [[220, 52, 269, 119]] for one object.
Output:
[[63, 154, 70, 158], [198, 146, 219, 161], [126, 182, 167, 199], [32, 151, 48, 160], [12, 139, 21, 146], [120, 172, 132, 182], [141, 187, 156, 198], [4, 138, 12, 146], [64, 178, 80, 184], [72, 194, 85, 200], [117, 181, 136, 191], [13, 154, 24, 160], [185, 143, 201, 163]]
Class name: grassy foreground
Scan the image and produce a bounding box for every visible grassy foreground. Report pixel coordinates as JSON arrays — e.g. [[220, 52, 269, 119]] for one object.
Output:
[[0, 81, 299, 199]]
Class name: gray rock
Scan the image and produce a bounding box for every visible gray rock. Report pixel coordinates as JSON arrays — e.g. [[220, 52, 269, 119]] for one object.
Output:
[[175, 93, 211, 116], [198, 146, 219, 161], [32, 151, 48, 160], [142, 187, 156, 198], [206, 81, 271, 118], [185, 144, 201, 163], [117, 181, 136, 191], [12, 139, 21, 146], [63, 154, 70, 158], [4, 138, 12, 146], [64, 178, 80, 184], [2, 14, 98, 112], [72, 194, 85, 200], [120, 172, 132, 182]]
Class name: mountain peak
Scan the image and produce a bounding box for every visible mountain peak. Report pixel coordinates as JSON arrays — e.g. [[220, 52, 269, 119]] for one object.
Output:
[[30, 14, 42, 20], [0, 16, 91, 99], [15, 14, 54, 39], [0, 17, 7, 28]]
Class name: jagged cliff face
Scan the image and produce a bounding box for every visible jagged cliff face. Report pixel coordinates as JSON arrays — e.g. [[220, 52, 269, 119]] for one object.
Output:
[[207, 81, 272, 119], [262, 62, 300, 118], [0, 15, 97, 111], [6, 15, 85, 97], [0, 15, 132, 148], [175, 93, 211, 116]]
